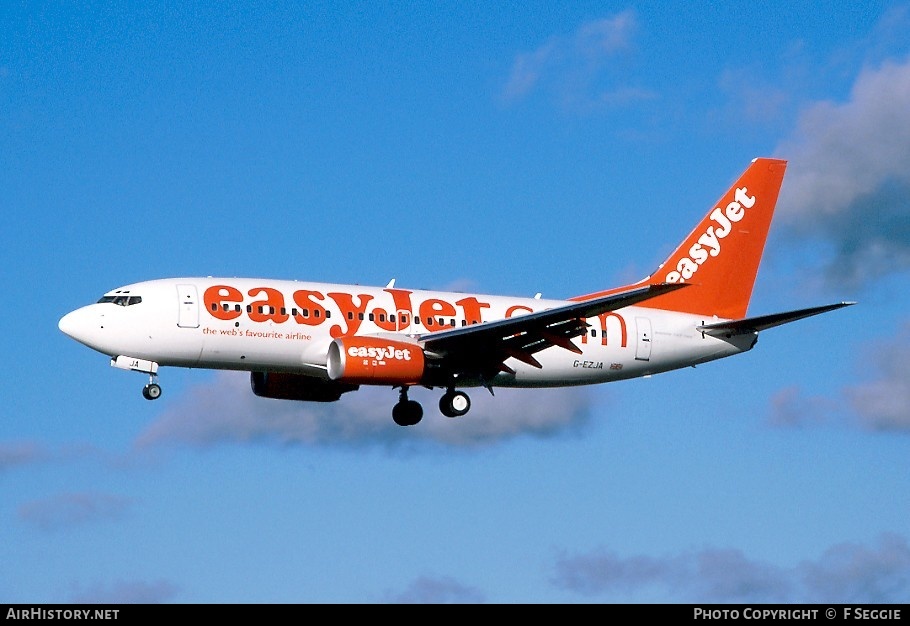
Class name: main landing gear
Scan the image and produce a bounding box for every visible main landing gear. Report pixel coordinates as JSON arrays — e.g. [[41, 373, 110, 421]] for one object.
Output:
[[439, 389, 471, 418], [391, 387, 472, 425], [392, 387, 423, 426]]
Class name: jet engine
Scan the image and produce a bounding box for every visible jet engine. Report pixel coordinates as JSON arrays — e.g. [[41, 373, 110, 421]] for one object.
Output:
[[250, 371, 358, 402], [327, 336, 425, 385]]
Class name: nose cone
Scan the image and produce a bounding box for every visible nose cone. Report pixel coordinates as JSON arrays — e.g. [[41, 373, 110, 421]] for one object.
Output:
[[58, 309, 81, 339], [59, 305, 101, 349]]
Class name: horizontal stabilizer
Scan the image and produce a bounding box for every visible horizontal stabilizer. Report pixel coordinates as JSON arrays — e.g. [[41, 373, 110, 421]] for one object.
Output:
[[697, 302, 856, 336]]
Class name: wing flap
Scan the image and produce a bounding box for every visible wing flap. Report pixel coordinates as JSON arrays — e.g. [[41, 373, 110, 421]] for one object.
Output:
[[420, 282, 687, 352], [417, 283, 688, 379]]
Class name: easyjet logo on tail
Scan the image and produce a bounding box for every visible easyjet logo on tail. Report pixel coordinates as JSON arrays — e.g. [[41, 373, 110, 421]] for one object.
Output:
[[665, 187, 756, 283]]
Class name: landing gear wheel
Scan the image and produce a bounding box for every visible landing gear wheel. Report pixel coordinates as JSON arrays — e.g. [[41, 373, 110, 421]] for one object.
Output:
[[392, 400, 423, 426], [439, 390, 471, 418], [142, 383, 162, 400], [392, 387, 423, 426]]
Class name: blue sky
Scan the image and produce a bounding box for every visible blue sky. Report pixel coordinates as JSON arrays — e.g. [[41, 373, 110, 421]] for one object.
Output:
[[2, 1, 910, 603]]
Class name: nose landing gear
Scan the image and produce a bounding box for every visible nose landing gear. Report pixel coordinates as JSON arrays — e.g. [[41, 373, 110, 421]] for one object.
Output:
[[110, 356, 162, 401], [142, 374, 162, 400]]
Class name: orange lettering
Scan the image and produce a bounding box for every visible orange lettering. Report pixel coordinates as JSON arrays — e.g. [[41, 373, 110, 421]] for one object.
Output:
[[292, 290, 329, 326], [203, 285, 243, 321], [248, 287, 290, 324], [580, 312, 627, 347], [505, 305, 533, 317], [328, 292, 374, 338], [456, 297, 490, 325], [374, 288, 414, 331], [419, 298, 456, 326]]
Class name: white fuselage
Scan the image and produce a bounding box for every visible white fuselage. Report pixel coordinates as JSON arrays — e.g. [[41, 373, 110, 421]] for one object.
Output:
[[59, 277, 755, 388]]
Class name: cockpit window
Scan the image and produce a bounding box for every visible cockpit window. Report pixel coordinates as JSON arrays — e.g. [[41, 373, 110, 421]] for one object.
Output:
[[97, 295, 142, 306]]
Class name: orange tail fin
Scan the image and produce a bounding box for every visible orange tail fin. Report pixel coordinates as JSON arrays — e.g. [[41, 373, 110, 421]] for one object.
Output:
[[574, 158, 787, 319]]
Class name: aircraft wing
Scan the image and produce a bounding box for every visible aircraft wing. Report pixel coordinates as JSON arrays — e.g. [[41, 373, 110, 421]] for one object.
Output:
[[417, 283, 687, 375], [696, 302, 856, 336]]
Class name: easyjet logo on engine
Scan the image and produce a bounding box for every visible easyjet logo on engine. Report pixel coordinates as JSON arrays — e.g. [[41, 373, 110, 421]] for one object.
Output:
[[665, 186, 756, 283], [348, 345, 413, 362], [328, 337, 425, 384]]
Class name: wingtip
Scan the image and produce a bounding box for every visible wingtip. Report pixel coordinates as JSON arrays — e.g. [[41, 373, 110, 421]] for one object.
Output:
[[653, 281, 690, 292]]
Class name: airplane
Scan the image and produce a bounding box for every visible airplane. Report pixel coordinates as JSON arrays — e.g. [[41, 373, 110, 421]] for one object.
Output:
[[59, 157, 854, 426]]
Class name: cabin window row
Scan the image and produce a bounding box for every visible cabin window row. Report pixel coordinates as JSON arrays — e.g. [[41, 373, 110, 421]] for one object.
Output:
[[210, 303, 332, 318], [208, 301, 480, 328]]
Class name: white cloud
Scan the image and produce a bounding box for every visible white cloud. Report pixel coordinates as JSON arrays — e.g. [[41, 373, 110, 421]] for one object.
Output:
[[502, 12, 652, 108], [382, 574, 486, 604], [775, 56, 910, 289], [768, 385, 836, 428], [845, 322, 910, 431], [768, 321, 910, 432], [134, 371, 594, 451], [0, 440, 45, 471], [799, 534, 910, 603], [69, 580, 180, 604], [551, 534, 910, 602], [18, 492, 132, 531]]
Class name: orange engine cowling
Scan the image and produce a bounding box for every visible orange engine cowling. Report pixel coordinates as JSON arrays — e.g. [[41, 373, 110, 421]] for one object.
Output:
[[327, 336, 425, 385]]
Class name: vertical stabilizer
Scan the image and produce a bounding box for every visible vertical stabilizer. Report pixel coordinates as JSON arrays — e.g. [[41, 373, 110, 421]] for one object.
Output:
[[574, 158, 787, 319]]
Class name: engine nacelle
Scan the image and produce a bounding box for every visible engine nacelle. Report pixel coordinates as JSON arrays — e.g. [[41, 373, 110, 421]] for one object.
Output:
[[250, 372, 358, 402], [327, 336, 425, 385]]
